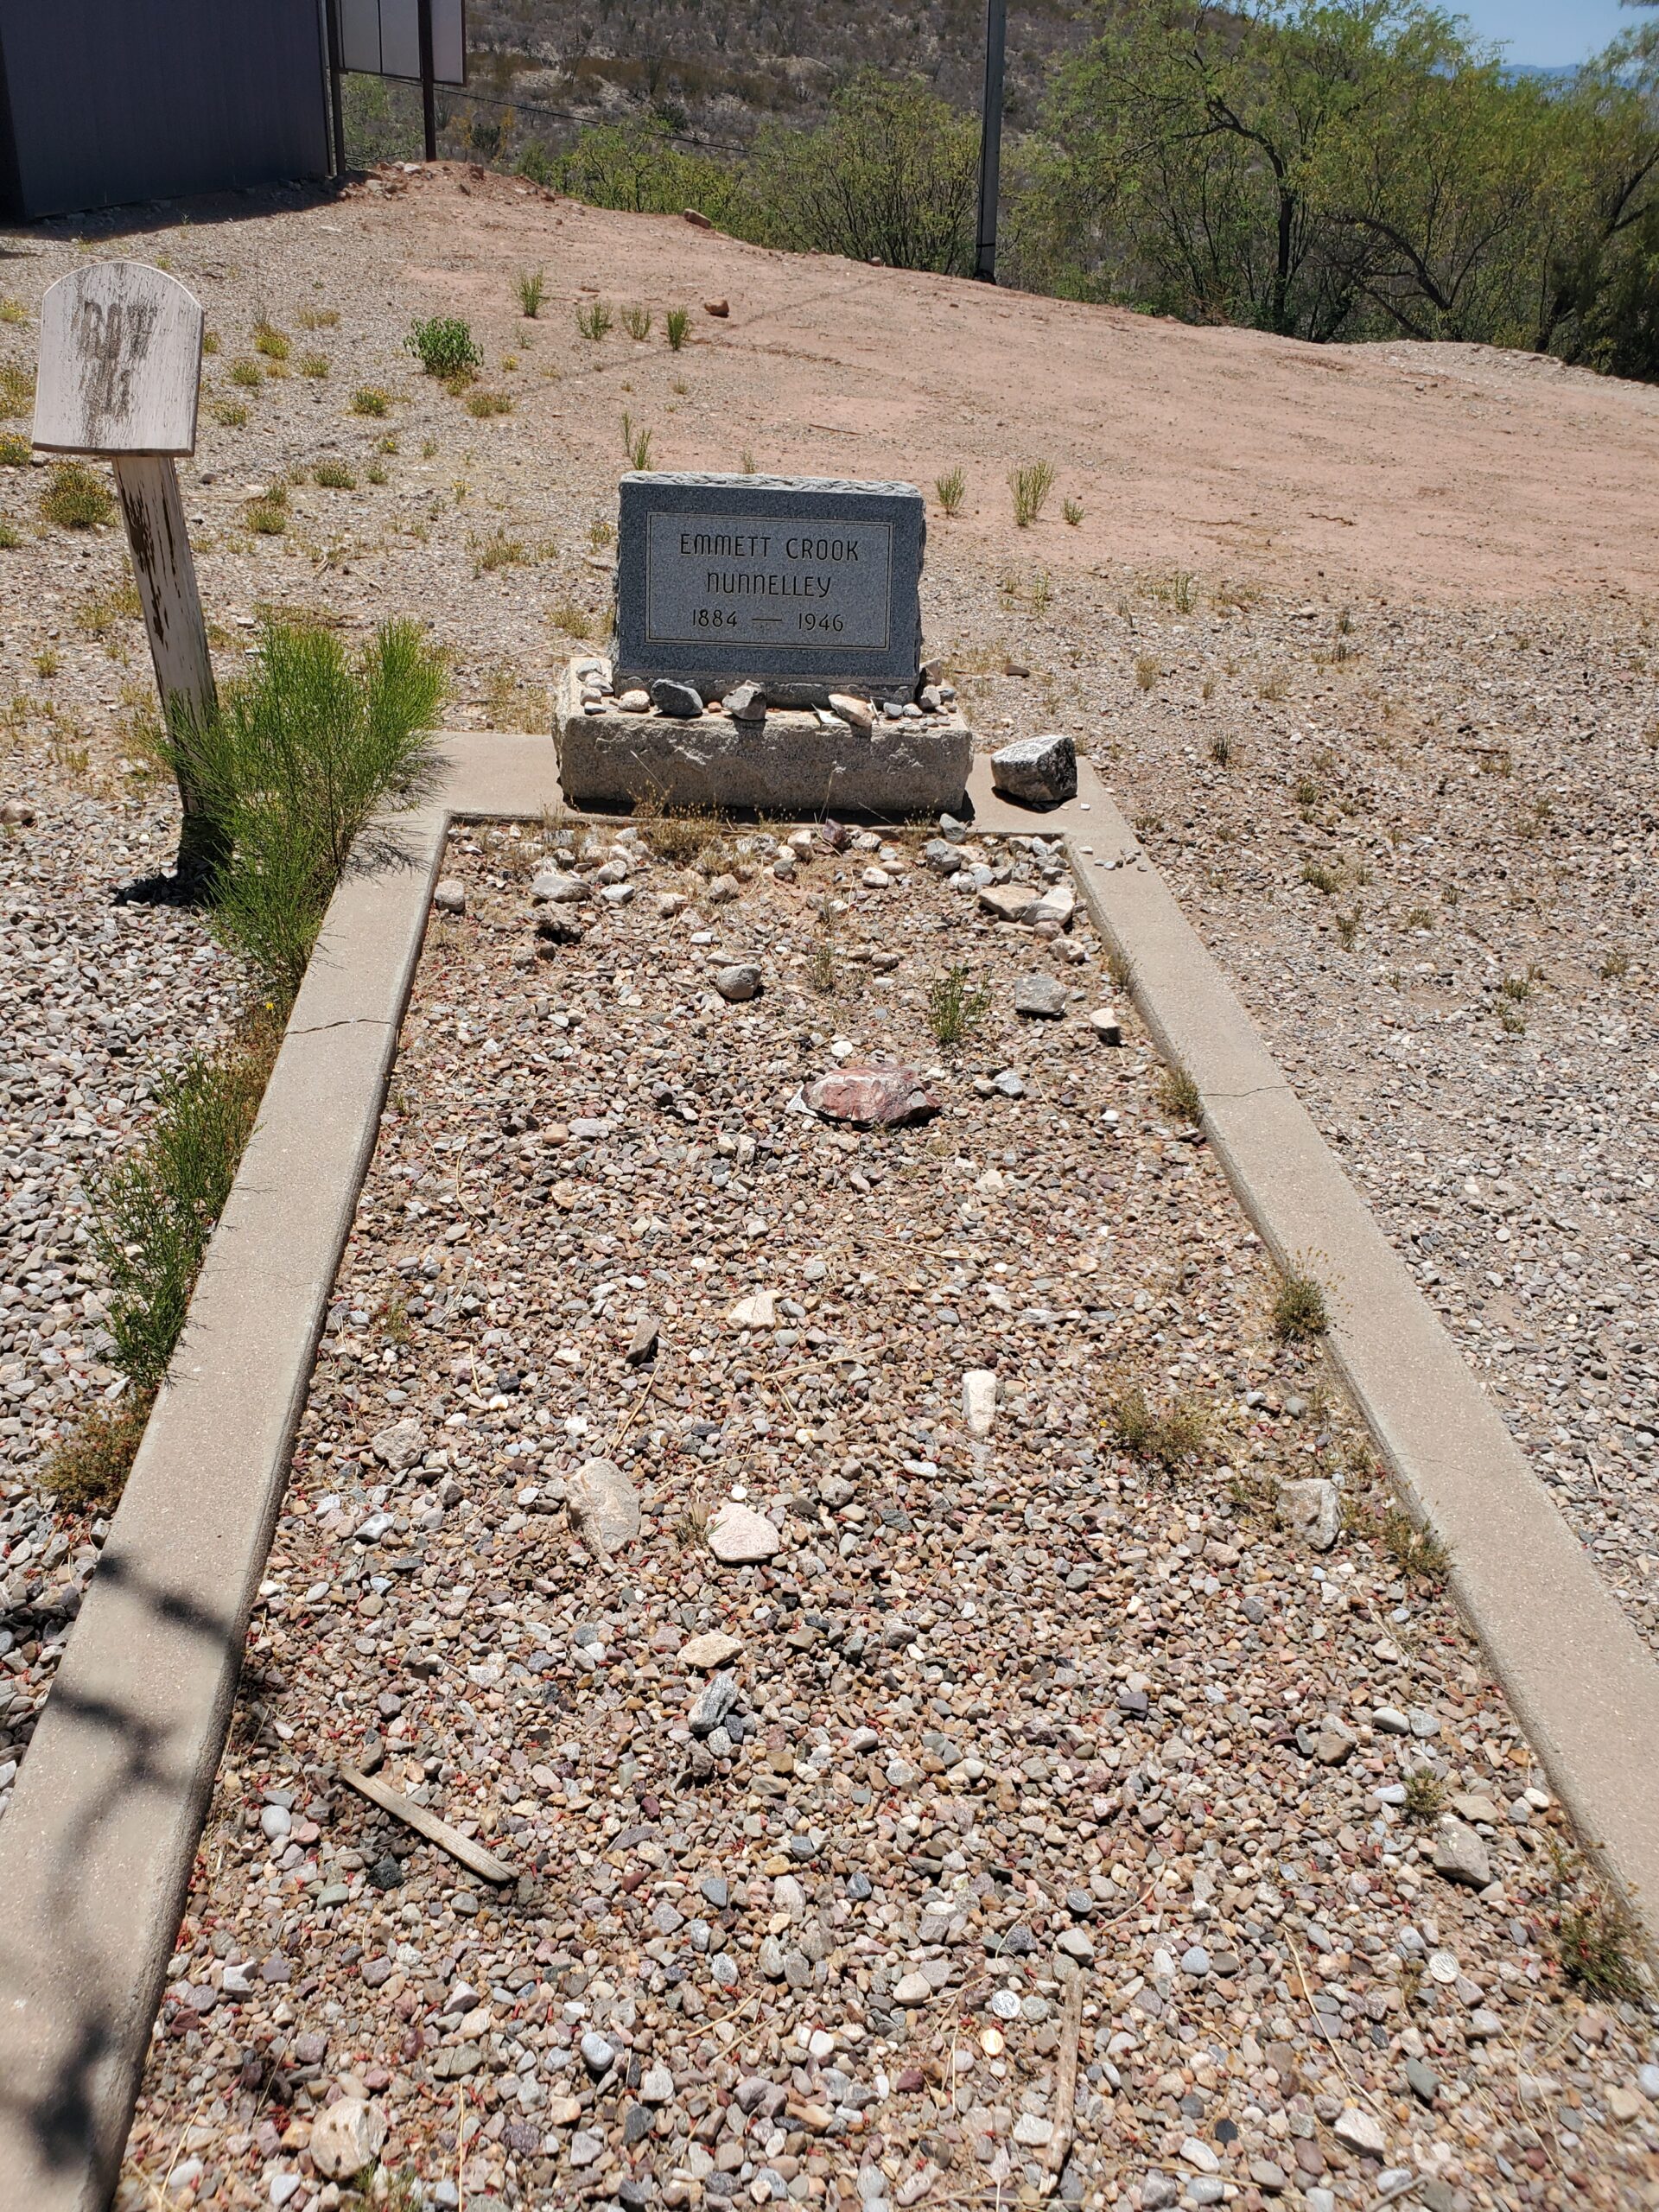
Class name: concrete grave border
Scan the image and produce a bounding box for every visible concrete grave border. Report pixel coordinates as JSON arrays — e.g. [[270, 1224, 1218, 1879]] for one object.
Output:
[[0, 734, 1655, 2210]]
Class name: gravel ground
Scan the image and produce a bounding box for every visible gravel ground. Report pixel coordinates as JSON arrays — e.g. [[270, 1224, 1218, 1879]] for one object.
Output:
[[1, 169, 1651, 1661], [0, 785, 236, 1823], [120, 825, 1659, 2211]]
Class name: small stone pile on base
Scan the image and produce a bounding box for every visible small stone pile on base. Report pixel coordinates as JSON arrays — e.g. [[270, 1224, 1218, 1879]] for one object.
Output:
[[555, 658, 973, 816]]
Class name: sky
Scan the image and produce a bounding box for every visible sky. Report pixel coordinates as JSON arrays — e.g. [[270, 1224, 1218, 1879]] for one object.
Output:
[[1453, 0, 1636, 67]]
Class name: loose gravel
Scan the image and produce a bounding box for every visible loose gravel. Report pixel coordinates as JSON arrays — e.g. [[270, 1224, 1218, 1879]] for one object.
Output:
[[120, 826, 1658, 2211], [0, 787, 235, 1825]]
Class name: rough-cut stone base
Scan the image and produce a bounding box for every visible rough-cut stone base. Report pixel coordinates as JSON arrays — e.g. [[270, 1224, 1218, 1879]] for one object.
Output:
[[556, 662, 972, 816]]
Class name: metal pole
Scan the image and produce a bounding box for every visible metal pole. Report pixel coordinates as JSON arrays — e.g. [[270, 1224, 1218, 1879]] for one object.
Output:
[[326, 0, 347, 176], [975, 0, 1007, 283], [418, 0, 438, 162]]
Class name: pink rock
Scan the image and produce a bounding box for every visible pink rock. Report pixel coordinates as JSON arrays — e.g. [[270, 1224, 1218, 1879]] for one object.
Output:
[[804, 1065, 939, 1128]]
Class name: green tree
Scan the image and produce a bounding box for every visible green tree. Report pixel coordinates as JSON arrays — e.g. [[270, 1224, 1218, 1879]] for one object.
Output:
[[1024, 3, 1465, 337], [747, 73, 982, 275]]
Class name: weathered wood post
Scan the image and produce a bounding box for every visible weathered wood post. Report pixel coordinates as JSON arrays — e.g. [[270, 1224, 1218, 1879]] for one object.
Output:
[[32, 260, 224, 888]]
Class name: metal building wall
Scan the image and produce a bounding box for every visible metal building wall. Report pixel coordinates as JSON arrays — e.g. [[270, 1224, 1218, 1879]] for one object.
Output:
[[0, 0, 331, 222]]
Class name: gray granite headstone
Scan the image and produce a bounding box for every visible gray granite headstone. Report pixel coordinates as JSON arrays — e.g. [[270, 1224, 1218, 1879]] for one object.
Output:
[[613, 471, 925, 705]]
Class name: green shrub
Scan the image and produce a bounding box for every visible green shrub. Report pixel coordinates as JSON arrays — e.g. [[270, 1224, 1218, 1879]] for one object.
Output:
[[747, 73, 980, 273], [517, 269, 546, 317], [0, 518, 22, 550], [253, 318, 289, 360], [353, 385, 391, 416], [0, 360, 35, 416], [41, 461, 113, 530], [314, 458, 356, 489], [405, 316, 482, 379], [665, 306, 690, 350], [936, 467, 966, 517], [90, 1028, 273, 1393], [163, 619, 446, 995], [0, 430, 29, 467], [575, 299, 614, 341]]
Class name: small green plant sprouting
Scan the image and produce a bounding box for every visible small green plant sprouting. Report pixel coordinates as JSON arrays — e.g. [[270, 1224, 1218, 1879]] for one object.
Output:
[[926, 963, 991, 1046], [297, 305, 340, 331], [41, 461, 113, 531], [1135, 653, 1160, 692], [475, 529, 526, 575], [0, 519, 22, 550], [575, 299, 614, 341], [314, 458, 356, 490], [1377, 1503, 1447, 1585], [466, 389, 512, 417], [1029, 571, 1053, 615], [405, 316, 482, 380], [366, 461, 388, 486], [1270, 1268, 1327, 1341], [42, 1397, 156, 1514], [1547, 1854, 1646, 2001], [1156, 1065, 1201, 1124], [808, 925, 837, 995], [229, 359, 264, 390], [936, 467, 966, 518], [1599, 950, 1630, 980], [550, 598, 597, 640], [353, 385, 391, 417], [740, 448, 758, 474], [665, 305, 690, 350], [0, 296, 28, 326], [1170, 569, 1197, 613], [1109, 1382, 1209, 1471], [0, 429, 30, 467], [1260, 670, 1289, 702], [517, 268, 546, 318], [298, 352, 330, 379], [1334, 908, 1361, 948], [1293, 774, 1321, 812], [1063, 497, 1084, 527], [1010, 459, 1056, 528], [589, 517, 616, 550], [0, 360, 34, 416], [1301, 858, 1342, 894], [623, 303, 652, 340], [212, 399, 249, 429], [252, 317, 289, 360], [245, 486, 289, 536], [1402, 1770, 1449, 1823], [1208, 734, 1235, 767], [621, 412, 655, 469], [1105, 945, 1134, 993]]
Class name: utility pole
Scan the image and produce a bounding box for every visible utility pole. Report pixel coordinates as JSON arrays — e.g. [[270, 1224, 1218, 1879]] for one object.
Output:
[[326, 0, 347, 176], [975, 0, 1007, 283], [418, 0, 438, 162]]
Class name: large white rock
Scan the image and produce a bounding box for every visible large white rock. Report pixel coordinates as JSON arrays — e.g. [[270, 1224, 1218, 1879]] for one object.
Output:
[[309, 2099, 387, 2180], [707, 1501, 780, 1563], [963, 1370, 997, 1437], [566, 1458, 640, 1560], [728, 1288, 777, 1329], [680, 1630, 745, 1669]]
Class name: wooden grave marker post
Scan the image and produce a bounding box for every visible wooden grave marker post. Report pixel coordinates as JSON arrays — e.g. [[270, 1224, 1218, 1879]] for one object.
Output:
[[32, 259, 222, 884]]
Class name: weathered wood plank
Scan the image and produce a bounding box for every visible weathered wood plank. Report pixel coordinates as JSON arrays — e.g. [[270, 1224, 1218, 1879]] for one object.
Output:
[[337, 1765, 516, 1884], [32, 262, 202, 457], [111, 455, 215, 730]]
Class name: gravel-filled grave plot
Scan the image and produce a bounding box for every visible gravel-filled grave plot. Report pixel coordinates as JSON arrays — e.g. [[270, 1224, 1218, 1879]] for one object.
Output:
[[121, 820, 1658, 2212]]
